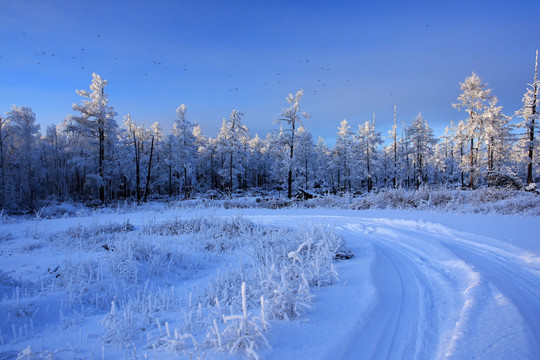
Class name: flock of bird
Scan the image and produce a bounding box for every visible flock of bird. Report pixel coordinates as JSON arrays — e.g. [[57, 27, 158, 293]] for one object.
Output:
[[14, 31, 352, 97]]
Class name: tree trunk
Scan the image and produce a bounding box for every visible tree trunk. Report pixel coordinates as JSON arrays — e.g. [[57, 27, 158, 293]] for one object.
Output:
[[0, 116, 4, 206], [168, 156, 172, 197], [184, 166, 189, 199], [305, 156, 308, 190], [99, 127, 105, 203], [288, 121, 296, 199], [470, 138, 474, 189], [229, 150, 233, 193], [144, 135, 154, 202], [527, 50, 538, 184], [133, 129, 141, 204]]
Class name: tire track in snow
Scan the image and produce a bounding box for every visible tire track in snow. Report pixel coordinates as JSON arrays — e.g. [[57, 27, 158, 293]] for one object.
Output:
[[339, 223, 444, 360], [251, 215, 539, 359], [348, 218, 540, 360]]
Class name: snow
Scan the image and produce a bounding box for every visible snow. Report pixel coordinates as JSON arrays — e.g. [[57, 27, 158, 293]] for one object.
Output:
[[0, 205, 539, 359]]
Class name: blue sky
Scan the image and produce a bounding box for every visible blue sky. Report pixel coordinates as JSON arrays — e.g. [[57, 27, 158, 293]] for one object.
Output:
[[1, 0, 539, 144]]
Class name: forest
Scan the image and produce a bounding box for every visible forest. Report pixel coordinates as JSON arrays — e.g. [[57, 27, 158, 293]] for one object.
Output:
[[0, 55, 538, 213]]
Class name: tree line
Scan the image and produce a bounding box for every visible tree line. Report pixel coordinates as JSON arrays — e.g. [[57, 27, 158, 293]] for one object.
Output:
[[0, 53, 538, 211]]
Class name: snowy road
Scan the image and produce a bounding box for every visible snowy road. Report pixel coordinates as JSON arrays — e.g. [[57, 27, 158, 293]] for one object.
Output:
[[250, 213, 540, 360]]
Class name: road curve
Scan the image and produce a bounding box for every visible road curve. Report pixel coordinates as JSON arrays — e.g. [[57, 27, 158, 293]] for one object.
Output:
[[252, 214, 540, 360], [341, 217, 540, 360]]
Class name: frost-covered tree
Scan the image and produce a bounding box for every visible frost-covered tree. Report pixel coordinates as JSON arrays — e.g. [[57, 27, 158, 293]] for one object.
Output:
[[515, 50, 539, 184], [433, 122, 458, 186], [68, 73, 117, 202], [275, 90, 310, 198], [171, 104, 197, 198], [334, 119, 354, 192], [5, 106, 40, 209], [355, 116, 383, 192], [481, 98, 511, 174], [217, 110, 249, 193], [453, 72, 492, 188], [41, 123, 70, 201], [147, 122, 165, 195], [246, 134, 264, 189], [192, 123, 212, 191], [0, 114, 11, 206], [406, 113, 437, 189], [389, 105, 398, 188], [294, 125, 315, 191], [117, 114, 155, 202], [313, 136, 332, 192]]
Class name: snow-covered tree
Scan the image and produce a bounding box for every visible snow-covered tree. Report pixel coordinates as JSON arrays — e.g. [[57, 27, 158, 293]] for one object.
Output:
[[334, 119, 354, 192], [217, 110, 249, 193], [5, 106, 40, 209], [68, 73, 118, 202], [313, 136, 332, 192], [171, 104, 197, 198], [294, 125, 315, 191], [388, 105, 398, 188], [406, 113, 437, 189], [433, 122, 458, 186], [453, 72, 492, 188], [481, 98, 511, 174], [0, 114, 11, 206], [355, 116, 383, 192], [275, 90, 310, 198], [515, 50, 539, 184], [117, 114, 155, 202]]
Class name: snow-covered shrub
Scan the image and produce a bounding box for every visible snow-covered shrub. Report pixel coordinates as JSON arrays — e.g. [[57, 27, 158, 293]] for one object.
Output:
[[144, 215, 253, 237], [216, 282, 269, 359], [44, 259, 107, 307], [0, 284, 39, 344], [48, 220, 135, 249], [345, 187, 540, 215], [251, 225, 341, 321], [100, 300, 142, 348], [39, 201, 82, 218]]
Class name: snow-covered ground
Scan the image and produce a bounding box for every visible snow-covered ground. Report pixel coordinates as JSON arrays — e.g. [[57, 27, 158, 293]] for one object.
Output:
[[0, 206, 539, 359]]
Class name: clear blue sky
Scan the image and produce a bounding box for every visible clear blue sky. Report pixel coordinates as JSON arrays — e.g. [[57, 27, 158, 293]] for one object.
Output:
[[1, 0, 539, 143]]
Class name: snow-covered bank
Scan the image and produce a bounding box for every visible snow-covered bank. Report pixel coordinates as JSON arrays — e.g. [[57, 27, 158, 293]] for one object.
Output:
[[0, 206, 538, 359]]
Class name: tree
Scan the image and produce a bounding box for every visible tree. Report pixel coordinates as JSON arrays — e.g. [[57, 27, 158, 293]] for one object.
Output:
[[482, 98, 511, 173], [5, 106, 41, 209], [0, 114, 11, 206], [389, 105, 398, 188], [433, 122, 457, 186], [118, 114, 154, 203], [217, 110, 249, 193], [294, 125, 315, 191], [453, 72, 492, 188], [406, 113, 437, 189], [355, 116, 383, 192], [171, 104, 197, 198], [247, 134, 271, 190], [275, 90, 310, 198], [516, 50, 539, 184], [334, 119, 354, 192], [68, 73, 117, 202]]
